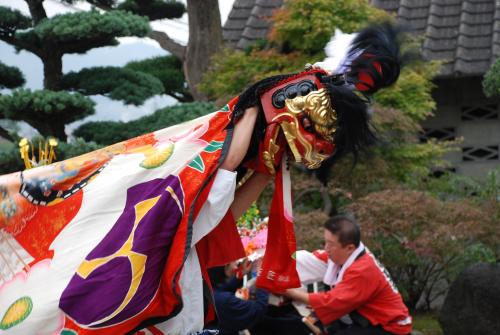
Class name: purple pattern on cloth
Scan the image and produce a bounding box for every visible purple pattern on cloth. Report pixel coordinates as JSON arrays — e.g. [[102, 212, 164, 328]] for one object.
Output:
[[59, 176, 184, 328]]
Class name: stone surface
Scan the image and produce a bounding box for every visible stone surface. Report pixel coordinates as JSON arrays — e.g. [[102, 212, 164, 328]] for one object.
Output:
[[439, 263, 500, 335]]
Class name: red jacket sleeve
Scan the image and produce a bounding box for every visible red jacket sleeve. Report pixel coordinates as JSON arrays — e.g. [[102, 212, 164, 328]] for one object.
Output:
[[308, 267, 379, 325]]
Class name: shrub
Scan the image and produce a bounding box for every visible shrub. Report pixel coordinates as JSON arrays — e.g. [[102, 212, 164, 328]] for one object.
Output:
[[483, 57, 500, 97], [347, 189, 498, 311]]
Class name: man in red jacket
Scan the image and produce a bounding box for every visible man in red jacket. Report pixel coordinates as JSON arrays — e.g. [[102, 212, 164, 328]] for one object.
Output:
[[285, 215, 412, 335]]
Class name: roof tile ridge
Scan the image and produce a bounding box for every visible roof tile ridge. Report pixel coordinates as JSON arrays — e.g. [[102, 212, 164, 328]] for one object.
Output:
[[399, 2, 430, 10], [254, 0, 282, 9], [455, 0, 494, 73], [455, 0, 472, 72], [371, 0, 400, 12], [232, 0, 257, 9], [492, 1, 500, 60], [398, 0, 430, 20], [423, 0, 459, 64]]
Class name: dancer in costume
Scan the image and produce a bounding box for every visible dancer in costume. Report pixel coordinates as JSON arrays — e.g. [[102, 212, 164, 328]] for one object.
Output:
[[0, 23, 400, 335]]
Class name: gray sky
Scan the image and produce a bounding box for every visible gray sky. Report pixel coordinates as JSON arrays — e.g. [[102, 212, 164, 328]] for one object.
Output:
[[0, 0, 234, 137]]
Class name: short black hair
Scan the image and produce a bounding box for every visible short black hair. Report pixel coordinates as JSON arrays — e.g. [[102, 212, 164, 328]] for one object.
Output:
[[324, 214, 361, 248]]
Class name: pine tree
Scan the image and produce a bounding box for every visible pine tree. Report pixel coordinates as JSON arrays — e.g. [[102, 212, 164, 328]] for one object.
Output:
[[0, 0, 184, 140], [0, 61, 25, 141], [79, 0, 223, 101]]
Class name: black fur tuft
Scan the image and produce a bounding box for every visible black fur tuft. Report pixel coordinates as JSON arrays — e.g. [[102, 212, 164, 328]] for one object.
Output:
[[345, 22, 401, 95], [233, 74, 296, 119], [313, 84, 376, 185]]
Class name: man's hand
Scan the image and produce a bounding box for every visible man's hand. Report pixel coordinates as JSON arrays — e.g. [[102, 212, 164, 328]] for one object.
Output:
[[239, 258, 253, 275], [284, 288, 310, 304]]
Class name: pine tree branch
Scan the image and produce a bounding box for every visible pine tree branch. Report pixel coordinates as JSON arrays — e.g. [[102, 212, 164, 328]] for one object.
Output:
[[0, 126, 14, 142], [85, 0, 114, 11], [0, 34, 41, 55], [59, 37, 116, 54], [148, 30, 185, 59], [25, 0, 47, 24]]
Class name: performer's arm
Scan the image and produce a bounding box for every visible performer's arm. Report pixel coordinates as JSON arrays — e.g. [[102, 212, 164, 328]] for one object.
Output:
[[220, 106, 259, 171], [231, 172, 271, 219]]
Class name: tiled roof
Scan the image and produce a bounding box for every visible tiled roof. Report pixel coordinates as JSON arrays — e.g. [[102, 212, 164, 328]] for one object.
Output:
[[222, 0, 283, 49], [372, 0, 500, 76], [223, 0, 500, 77]]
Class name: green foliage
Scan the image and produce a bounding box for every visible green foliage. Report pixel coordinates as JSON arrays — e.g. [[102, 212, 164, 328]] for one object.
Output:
[[271, 0, 389, 54], [483, 57, 500, 97], [0, 89, 94, 139], [62, 66, 164, 105], [62, 0, 114, 5], [61, 0, 185, 21], [348, 47, 450, 185], [16, 10, 150, 53], [0, 89, 94, 123], [374, 61, 440, 122], [445, 242, 497, 280], [200, 48, 308, 101], [423, 168, 500, 203], [236, 203, 262, 229], [71, 121, 127, 146], [118, 0, 185, 21], [125, 56, 192, 101], [412, 313, 443, 335], [0, 6, 31, 34], [57, 137, 103, 161], [74, 101, 215, 145], [421, 169, 500, 257], [325, 109, 456, 196], [347, 189, 499, 310], [0, 62, 25, 89], [326, 58, 451, 188], [0, 141, 24, 174]]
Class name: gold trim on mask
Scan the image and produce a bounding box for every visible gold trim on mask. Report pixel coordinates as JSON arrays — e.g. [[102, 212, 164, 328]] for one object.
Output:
[[271, 88, 336, 169], [279, 120, 330, 169], [262, 128, 281, 176], [283, 88, 337, 142], [278, 121, 306, 163]]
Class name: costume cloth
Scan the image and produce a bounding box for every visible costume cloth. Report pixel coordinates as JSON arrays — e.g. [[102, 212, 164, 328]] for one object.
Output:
[[0, 96, 300, 335]]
